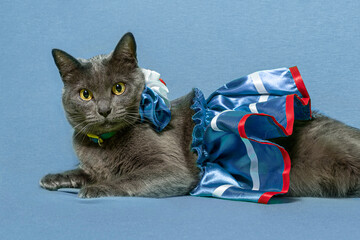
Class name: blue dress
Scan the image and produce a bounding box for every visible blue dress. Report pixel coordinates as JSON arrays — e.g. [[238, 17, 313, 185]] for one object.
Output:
[[140, 66, 311, 204]]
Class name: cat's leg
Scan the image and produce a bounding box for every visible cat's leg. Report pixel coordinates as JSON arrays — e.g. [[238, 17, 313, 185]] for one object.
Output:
[[40, 168, 90, 191], [78, 164, 199, 198], [345, 179, 360, 197]]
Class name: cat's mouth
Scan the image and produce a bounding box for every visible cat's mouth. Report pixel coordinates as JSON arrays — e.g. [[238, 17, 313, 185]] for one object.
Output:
[[95, 118, 119, 131], [88, 116, 134, 134], [72, 114, 138, 136]]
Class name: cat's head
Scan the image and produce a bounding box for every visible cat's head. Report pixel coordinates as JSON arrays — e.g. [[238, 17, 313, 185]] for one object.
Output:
[[52, 32, 145, 135]]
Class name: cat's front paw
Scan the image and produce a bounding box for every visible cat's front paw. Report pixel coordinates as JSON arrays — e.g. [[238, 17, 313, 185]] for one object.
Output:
[[39, 174, 65, 191], [79, 185, 110, 198]]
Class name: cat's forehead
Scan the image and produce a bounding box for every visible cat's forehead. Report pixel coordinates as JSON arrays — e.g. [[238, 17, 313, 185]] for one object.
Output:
[[64, 54, 139, 89], [77, 54, 108, 69], [77, 55, 112, 78], [87, 54, 109, 64]]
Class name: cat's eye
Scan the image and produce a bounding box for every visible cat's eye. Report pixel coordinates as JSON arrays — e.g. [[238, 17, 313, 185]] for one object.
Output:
[[79, 89, 93, 101], [112, 82, 125, 95]]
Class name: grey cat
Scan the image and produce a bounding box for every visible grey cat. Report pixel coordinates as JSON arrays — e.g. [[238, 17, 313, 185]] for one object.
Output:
[[40, 32, 360, 199]]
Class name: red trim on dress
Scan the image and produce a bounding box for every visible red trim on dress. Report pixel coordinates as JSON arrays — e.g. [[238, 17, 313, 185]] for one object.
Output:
[[238, 115, 250, 138], [285, 95, 295, 135], [289, 66, 311, 117], [289, 66, 309, 99], [238, 111, 292, 138], [159, 78, 167, 86]]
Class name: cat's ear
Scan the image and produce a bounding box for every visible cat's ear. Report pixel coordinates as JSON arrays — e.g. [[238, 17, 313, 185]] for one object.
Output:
[[52, 49, 81, 77], [110, 32, 137, 68]]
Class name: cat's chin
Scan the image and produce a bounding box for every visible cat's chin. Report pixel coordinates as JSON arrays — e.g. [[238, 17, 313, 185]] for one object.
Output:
[[91, 121, 129, 135]]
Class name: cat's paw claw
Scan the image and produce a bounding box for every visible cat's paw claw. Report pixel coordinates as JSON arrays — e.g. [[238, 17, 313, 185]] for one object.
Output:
[[39, 174, 62, 190], [79, 186, 109, 198]]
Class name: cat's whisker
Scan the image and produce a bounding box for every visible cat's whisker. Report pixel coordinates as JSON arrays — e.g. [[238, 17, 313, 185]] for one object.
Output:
[[80, 125, 94, 144], [122, 119, 135, 127], [74, 122, 92, 138], [123, 113, 139, 118], [72, 119, 88, 130]]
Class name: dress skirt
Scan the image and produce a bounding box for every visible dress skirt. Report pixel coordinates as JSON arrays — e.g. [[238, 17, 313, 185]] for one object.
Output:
[[190, 66, 311, 204]]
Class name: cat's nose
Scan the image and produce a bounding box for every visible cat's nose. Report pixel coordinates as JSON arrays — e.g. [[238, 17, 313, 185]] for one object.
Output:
[[98, 108, 111, 118], [98, 99, 112, 118]]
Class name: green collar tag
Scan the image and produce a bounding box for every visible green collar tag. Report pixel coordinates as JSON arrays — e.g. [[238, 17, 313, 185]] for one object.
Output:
[[87, 131, 116, 146]]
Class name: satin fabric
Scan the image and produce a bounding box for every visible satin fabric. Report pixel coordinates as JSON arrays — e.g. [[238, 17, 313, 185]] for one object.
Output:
[[139, 86, 171, 132], [139, 68, 172, 132], [190, 67, 311, 204], [141, 68, 171, 108]]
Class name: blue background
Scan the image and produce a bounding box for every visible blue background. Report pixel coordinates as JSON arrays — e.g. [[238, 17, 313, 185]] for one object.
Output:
[[1, 0, 360, 239]]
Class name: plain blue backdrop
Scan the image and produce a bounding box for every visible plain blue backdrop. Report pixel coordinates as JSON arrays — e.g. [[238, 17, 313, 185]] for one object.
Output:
[[1, 1, 360, 239]]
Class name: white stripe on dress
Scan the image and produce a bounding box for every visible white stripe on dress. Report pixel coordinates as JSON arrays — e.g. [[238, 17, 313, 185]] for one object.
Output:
[[249, 103, 258, 113], [249, 95, 269, 113], [210, 110, 233, 132], [250, 72, 268, 94], [259, 94, 269, 102], [248, 74, 270, 114], [241, 138, 260, 191], [212, 184, 234, 198]]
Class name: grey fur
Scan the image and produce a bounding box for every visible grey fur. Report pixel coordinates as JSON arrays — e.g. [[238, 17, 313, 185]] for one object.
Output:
[[272, 112, 360, 197], [40, 32, 360, 199]]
